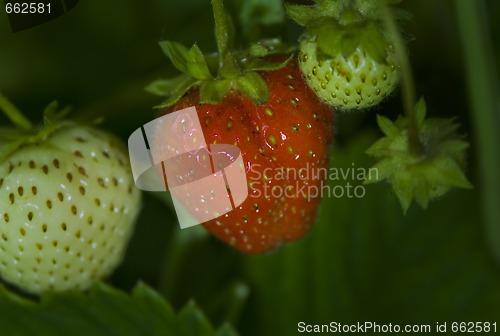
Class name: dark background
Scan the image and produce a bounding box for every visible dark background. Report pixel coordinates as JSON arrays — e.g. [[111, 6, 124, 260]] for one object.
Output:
[[1, 0, 499, 335]]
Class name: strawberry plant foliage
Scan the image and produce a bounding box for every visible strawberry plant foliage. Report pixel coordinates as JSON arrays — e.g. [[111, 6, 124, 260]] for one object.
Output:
[[365, 98, 473, 212], [0, 282, 237, 336]]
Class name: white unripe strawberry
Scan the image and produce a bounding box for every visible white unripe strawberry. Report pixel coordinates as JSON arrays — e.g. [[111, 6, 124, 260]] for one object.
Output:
[[0, 96, 141, 294]]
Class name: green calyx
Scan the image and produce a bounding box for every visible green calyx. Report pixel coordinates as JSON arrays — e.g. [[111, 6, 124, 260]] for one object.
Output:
[[147, 0, 292, 108], [365, 98, 473, 213], [286, 0, 404, 26], [286, 0, 408, 64], [0, 93, 74, 163]]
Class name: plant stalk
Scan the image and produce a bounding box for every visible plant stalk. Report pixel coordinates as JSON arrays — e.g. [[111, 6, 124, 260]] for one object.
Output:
[[455, 0, 500, 264], [379, 3, 420, 155]]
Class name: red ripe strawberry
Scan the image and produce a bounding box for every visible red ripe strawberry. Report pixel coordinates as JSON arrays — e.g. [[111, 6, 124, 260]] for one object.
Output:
[[147, 0, 334, 253], [161, 60, 333, 253]]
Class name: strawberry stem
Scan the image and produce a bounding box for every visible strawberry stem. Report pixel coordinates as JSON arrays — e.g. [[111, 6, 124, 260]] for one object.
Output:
[[212, 0, 239, 78], [0, 93, 33, 131], [379, 2, 420, 155], [213, 0, 229, 65]]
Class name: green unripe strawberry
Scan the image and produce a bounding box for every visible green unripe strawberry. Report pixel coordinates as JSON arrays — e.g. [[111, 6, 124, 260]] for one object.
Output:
[[0, 97, 141, 294], [298, 36, 399, 109], [287, 0, 405, 109]]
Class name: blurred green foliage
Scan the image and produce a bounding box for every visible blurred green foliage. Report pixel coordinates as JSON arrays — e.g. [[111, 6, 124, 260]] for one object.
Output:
[[0, 282, 237, 336], [1, 0, 499, 335]]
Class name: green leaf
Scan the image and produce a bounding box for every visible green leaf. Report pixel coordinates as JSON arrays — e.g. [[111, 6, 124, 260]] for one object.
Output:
[[0, 282, 238, 336], [177, 301, 214, 336], [159, 40, 190, 73], [236, 72, 269, 106], [187, 44, 214, 80], [215, 325, 239, 336]]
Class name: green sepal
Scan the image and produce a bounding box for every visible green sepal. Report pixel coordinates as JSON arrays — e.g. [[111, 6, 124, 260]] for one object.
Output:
[[340, 29, 361, 58], [153, 76, 199, 109], [249, 44, 269, 58], [308, 20, 343, 58], [359, 23, 388, 64], [364, 156, 396, 184], [148, 1, 293, 107], [236, 71, 269, 106], [187, 44, 214, 80], [285, 4, 316, 26], [0, 93, 33, 131], [43, 100, 72, 126], [365, 98, 473, 213], [159, 41, 189, 73], [248, 39, 296, 57], [391, 171, 413, 212], [199, 79, 232, 105], [219, 52, 241, 79], [0, 98, 78, 165], [146, 75, 189, 96], [424, 156, 473, 190], [245, 54, 292, 71], [439, 139, 470, 163], [376, 114, 399, 138]]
